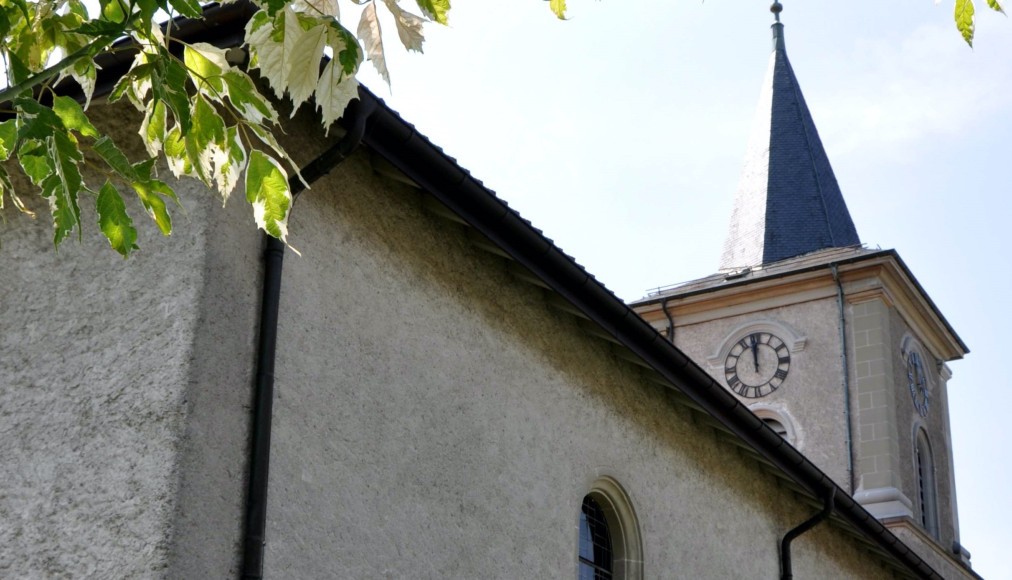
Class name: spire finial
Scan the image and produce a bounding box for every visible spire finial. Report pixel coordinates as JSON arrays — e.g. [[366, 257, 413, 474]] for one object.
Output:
[[770, 1, 785, 52]]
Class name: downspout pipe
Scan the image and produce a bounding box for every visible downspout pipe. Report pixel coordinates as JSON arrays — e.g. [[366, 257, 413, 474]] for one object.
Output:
[[832, 264, 856, 493], [241, 233, 284, 580], [660, 297, 675, 343], [780, 488, 835, 580], [240, 93, 375, 580]]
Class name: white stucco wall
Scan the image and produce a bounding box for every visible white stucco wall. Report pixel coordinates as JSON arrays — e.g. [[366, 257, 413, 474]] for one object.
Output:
[[0, 105, 216, 578], [0, 101, 269, 579], [260, 148, 898, 579]]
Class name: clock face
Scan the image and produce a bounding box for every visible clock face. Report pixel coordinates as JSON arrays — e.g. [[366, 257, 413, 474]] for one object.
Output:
[[907, 351, 930, 417], [724, 332, 791, 398]]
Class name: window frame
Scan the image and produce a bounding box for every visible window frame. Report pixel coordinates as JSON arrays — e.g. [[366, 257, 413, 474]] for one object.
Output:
[[914, 427, 940, 539], [578, 477, 644, 580]]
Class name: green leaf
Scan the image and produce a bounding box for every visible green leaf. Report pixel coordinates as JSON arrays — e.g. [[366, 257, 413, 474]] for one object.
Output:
[[550, 0, 566, 19], [38, 132, 85, 245], [152, 59, 192, 134], [987, 0, 1005, 13], [53, 96, 99, 138], [262, 0, 287, 16], [134, 0, 159, 33], [92, 135, 138, 180], [167, 0, 203, 19], [0, 9, 10, 42], [185, 95, 226, 184], [41, 173, 79, 245], [72, 19, 126, 36], [9, 0, 30, 22], [222, 70, 277, 124], [96, 181, 138, 257], [245, 149, 291, 240], [0, 119, 18, 161], [15, 97, 63, 140], [132, 158, 157, 182], [184, 42, 228, 95], [327, 20, 362, 77], [164, 126, 192, 178], [956, 0, 976, 47], [45, 132, 84, 243], [69, 57, 97, 110], [415, 0, 450, 24], [213, 125, 247, 203], [0, 164, 33, 217], [6, 51, 30, 86], [100, 0, 126, 23], [247, 123, 305, 189], [131, 179, 179, 235], [18, 139, 52, 186], [52, 131, 84, 189], [109, 60, 155, 109], [140, 99, 167, 157]]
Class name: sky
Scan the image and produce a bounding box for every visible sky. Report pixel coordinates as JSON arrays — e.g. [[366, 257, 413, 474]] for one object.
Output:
[[349, 1, 1012, 576]]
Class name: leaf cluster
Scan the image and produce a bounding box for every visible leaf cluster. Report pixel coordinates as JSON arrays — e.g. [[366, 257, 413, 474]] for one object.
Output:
[[953, 0, 1005, 47], [1, 0, 566, 256]]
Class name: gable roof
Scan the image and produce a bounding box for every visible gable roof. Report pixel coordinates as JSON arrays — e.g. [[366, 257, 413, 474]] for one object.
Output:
[[719, 19, 861, 270], [38, 3, 954, 577]]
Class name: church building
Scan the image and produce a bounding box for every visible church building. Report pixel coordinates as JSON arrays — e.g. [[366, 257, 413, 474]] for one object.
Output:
[[0, 2, 979, 579]]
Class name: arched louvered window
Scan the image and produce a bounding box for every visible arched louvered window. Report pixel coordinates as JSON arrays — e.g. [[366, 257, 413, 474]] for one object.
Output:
[[751, 407, 798, 448], [763, 417, 788, 437], [579, 496, 613, 579], [915, 429, 940, 539]]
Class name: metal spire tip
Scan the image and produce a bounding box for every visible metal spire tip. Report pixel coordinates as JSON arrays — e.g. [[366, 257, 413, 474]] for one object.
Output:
[[771, 1, 782, 23]]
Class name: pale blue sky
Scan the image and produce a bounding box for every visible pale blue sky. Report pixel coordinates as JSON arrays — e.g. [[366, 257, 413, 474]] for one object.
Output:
[[353, 1, 1011, 576]]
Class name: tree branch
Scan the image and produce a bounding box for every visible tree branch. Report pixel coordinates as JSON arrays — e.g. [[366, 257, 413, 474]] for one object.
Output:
[[0, 35, 117, 104]]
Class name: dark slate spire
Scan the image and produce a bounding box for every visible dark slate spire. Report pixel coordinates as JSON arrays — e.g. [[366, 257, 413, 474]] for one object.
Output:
[[719, 3, 860, 271]]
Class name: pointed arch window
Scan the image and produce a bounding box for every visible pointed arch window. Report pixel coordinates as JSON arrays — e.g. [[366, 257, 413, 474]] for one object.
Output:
[[915, 429, 939, 539]]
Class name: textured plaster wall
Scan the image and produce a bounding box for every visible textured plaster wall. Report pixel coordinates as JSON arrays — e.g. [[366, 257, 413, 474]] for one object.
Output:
[[0, 97, 272, 579], [0, 104, 216, 578], [160, 165, 261, 577], [260, 149, 894, 579], [672, 298, 852, 490]]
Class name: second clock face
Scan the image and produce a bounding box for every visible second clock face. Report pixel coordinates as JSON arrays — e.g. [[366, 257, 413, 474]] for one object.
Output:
[[907, 351, 930, 417], [724, 332, 791, 398]]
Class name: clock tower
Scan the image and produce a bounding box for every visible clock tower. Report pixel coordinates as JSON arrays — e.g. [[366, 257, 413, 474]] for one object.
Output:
[[631, 3, 974, 574]]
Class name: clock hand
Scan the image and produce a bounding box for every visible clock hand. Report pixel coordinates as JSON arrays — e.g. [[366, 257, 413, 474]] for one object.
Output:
[[750, 335, 759, 372]]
